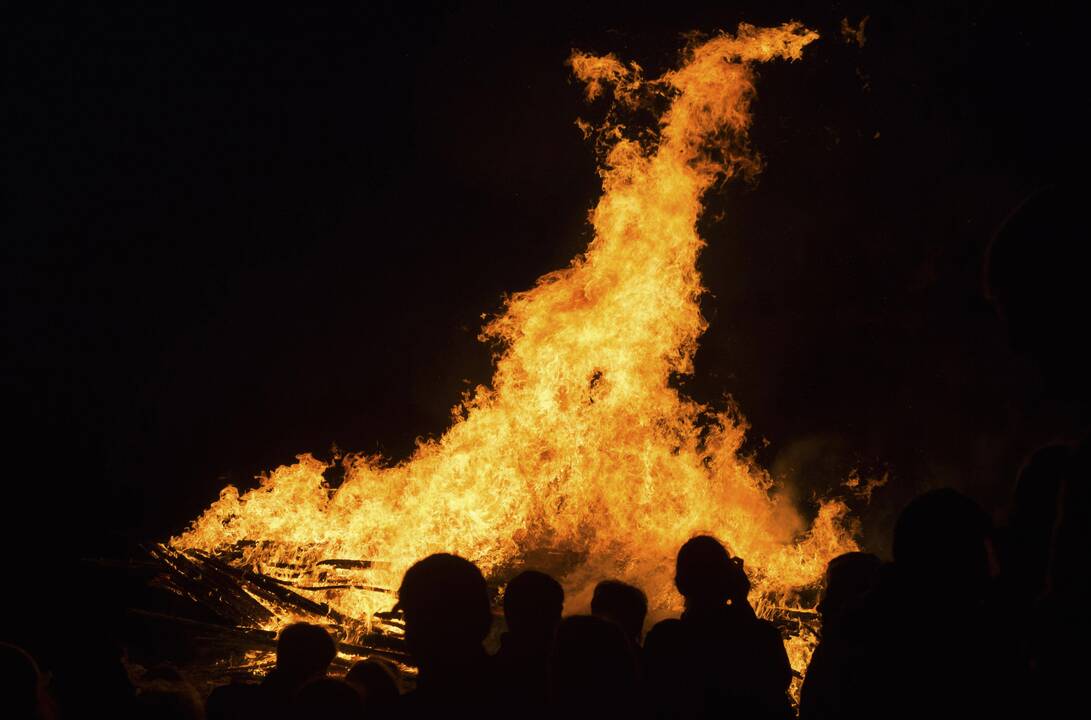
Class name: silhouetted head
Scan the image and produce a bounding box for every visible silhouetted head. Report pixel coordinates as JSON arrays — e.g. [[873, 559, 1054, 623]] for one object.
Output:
[[818, 552, 881, 623], [0, 642, 41, 720], [674, 535, 749, 607], [396, 553, 492, 667], [502, 570, 564, 642], [344, 658, 399, 708], [986, 185, 1089, 403], [893, 489, 991, 599], [591, 580, 648, 646], [275, 623, 337, 682], [551, 615, 637, 709], [294, 678, 364, 719]]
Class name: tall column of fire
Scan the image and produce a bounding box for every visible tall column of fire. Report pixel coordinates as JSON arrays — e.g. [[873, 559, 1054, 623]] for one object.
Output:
[[176, 22, 858, 681]]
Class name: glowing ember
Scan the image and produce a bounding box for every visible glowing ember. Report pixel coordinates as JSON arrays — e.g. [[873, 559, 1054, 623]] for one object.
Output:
[[174, 22, 858, 684]]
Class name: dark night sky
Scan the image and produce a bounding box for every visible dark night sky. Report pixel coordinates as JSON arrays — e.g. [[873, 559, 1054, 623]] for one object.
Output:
[[5, 1, 1084, 582]]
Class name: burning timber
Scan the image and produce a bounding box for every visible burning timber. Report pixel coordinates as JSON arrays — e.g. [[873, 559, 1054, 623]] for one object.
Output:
[[148, 543, 406, 645], [142, 542, 819, 690], [119, 543, 413, 693]]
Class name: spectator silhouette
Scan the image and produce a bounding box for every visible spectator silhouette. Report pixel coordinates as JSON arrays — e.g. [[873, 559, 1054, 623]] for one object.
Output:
[[551, 615, 638, 717], [1, 641, 50, 720], [494, 570, 563, 709], [839, 489, 1012, 720], [643, 535, 793, 719], [798, 552, 880, 720], [260, 622, 336, 717], [344, 658, 400, 712], [394, 553, 495, 717], [894, 488, 992, 600], [293, 678, 364, 719], [984, 444, 1076, 719], [591, 580, 648, 651], [986, 183, 1089, 716]]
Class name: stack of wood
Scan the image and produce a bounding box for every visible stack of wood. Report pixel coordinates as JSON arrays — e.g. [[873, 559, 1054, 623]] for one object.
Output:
[[133, 542, 820, 692], [140, 543, 410, 672]]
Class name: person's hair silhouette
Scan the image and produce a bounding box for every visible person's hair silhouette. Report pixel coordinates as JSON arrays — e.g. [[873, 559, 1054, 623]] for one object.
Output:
[[344, 658, 399, 710], [817, 552, 881, 624], [591, 580, 648, 648], [675, 535, 750, 610], [275, 623, 337, 682], [396, 553, 492, 668], [395, 553, 494, 715], [503, 570, 563, 642], [893, 488, 992, 599], [260, 622, 337, 714]]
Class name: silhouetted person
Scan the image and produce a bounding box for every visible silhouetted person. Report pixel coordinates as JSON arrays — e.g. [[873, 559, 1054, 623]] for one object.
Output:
[[591, 580, 648, 650], [293, 678, 364, 719], [644, 536, 793, 719], [840, 489, 1012, 720], [1, 641, 49, 720], [798, 552, 880, 720], [494, 570, 563, 709], [988, 444, 1072, 695], [986, 184, 1090, 717], [551, 615, 638, 717], [260, 622, 336, 716], [394, 553, 495, 717], [344, 658, 400, 712], [895, 488, 993, 601], [206, 682, 264, 720]]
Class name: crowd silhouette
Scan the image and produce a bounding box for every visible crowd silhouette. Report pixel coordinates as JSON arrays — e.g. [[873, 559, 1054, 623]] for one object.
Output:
[[4, 189, 1086, 718], [6, 485, 1087, 719]]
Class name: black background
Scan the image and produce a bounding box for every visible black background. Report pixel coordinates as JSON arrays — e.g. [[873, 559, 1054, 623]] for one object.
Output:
[[5, 1, 1084, 615]]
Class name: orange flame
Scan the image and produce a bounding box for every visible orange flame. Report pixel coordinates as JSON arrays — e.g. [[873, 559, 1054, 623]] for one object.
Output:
[[175, 22, 853, 681]]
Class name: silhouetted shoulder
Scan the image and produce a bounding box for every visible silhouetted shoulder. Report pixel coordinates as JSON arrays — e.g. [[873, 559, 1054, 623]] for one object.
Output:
[[645, 618, 686, 641]]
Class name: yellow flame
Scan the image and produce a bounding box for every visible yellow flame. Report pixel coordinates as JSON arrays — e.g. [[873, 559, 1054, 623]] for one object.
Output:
[[175, 22, 852, 678]]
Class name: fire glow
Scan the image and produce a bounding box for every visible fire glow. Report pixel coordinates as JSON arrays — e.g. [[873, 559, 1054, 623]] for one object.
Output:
[[174, 23, 859, 682]]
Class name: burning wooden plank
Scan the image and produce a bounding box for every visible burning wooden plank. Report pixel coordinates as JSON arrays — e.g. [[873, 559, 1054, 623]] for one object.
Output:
[[146, 543, 407, 650], [148, 544, 275, 628]]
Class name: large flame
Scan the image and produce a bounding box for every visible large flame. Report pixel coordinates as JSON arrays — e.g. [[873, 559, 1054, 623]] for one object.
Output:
[[176, 22, 856, 680]]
